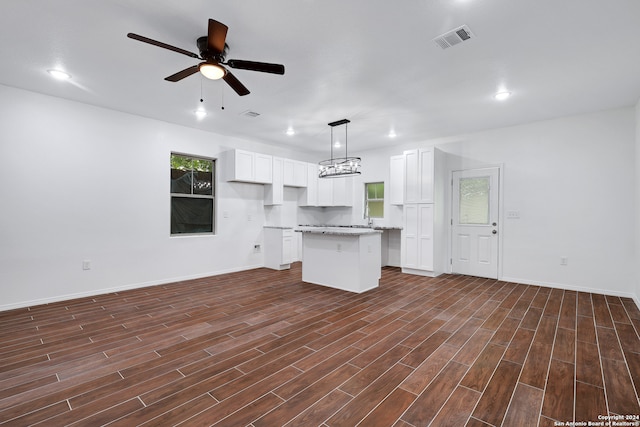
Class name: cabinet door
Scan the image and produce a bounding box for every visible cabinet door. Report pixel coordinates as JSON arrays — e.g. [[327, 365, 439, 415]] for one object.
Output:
[[403, 204, 419, 268], [332, 177, 353, 206], [418, 149, 434, 203], [417, 204, 434, 270], [404, 149, 419, 204], [282, 234, 293, 264], [299, 163, 318, 206], [265, 157, 283, 205], [283, 159, 295, 186], [317, 177, 333, 206], [389, 155, 404, 205], [254, 153, 273, 183], [233, 149, 255, 182], [293, 161, 307, 187]]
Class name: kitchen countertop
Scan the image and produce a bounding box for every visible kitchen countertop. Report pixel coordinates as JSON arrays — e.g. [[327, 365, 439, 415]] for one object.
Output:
[[263, 226, 294, 229], [295, 226, 382, 236], [297, 224, 402, 231]]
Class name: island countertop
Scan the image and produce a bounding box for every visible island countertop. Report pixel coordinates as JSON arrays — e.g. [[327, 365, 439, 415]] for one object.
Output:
[[295, 226, 383, 236]]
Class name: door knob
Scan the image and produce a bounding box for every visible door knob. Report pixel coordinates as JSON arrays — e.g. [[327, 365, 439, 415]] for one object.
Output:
[[492, 230, 497, 234]]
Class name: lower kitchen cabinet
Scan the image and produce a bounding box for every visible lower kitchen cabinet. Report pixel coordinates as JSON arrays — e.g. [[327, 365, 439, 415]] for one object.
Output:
[[402, 203, 435, 275], [264, 227, 293, 270]]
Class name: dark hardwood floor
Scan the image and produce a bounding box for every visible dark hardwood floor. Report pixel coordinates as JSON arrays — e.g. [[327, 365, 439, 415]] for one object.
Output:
[[1, 263, 639, 426]]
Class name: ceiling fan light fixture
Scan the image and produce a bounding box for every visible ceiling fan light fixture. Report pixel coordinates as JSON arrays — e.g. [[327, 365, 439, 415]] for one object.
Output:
[[199, 62, 226, 80]]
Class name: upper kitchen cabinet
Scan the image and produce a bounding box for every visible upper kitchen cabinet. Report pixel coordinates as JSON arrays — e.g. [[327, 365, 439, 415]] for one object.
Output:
[[226, 149, 273, 184], [283, 159, 308, 187], [264, 157, 284, 205], [299, 162, 353, 207], [404, 148, 434, 204], [299, 163, 319, 207], [389, 154, 405, 205], [331, 176, 353, 207]]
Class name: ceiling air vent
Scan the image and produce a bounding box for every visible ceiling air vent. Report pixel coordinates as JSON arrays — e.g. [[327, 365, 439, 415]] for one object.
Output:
[[240, 110, 260, 118], [433, 25, 473, 49]]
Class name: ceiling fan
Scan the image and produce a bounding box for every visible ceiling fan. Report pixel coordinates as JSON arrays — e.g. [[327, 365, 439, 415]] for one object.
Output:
[[127, 19, 285, 96]]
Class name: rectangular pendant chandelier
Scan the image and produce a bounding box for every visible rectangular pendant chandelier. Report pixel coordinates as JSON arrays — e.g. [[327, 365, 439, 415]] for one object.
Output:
[[318, 119, 361, 178]]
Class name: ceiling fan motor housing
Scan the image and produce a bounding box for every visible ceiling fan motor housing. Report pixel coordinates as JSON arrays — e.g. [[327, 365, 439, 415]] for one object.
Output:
[[197, 36, 226, 62]]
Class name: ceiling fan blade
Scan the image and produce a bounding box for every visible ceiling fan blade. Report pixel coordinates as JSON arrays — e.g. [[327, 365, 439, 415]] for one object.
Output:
[[127, 33, 199, 58], [223, 71, 250, 96], [226, 59, 285, 75], [165, 65, 200, 82], [207, 19, 228, 54]]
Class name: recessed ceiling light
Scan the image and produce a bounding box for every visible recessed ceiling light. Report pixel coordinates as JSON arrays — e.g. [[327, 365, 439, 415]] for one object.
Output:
[[194, 109, 207, 119], [286, 127, 295, 136], [494, 91, 511, 101], [388, 130, 397, 138], [334, 141, 341, 148], [47, 69, 71, 80]]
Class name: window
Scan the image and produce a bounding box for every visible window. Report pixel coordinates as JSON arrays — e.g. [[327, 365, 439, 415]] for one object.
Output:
[[458, 176, 490, 225], [364, 182, 384, 219], [170, 153, 215, 235]]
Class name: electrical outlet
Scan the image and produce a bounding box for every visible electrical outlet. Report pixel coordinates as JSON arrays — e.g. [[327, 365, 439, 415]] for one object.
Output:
[[82, 260, 91, 270], [507, 210, 520, 219], [337, 243, 342, 252], [560, 257, 568, 266], [254, 244, 261, 253]]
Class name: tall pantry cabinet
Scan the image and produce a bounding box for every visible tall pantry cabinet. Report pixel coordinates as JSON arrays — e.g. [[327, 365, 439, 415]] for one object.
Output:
[[399, 147, 447, 277]]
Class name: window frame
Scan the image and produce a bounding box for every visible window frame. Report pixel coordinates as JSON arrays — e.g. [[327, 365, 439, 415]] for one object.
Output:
[[170, 152, 216, 236], [364, 181, 385, 219]]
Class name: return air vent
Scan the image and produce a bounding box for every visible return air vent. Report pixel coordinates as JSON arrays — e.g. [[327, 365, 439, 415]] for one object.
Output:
[[433, 25, 473, 49]]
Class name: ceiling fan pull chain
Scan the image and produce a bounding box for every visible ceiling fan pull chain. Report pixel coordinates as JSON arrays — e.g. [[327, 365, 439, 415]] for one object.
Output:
[[200, 75, 204, 103], [221, 84, 225, 110]]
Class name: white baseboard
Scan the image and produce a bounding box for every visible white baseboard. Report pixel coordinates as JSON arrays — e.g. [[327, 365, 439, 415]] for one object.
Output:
[[0, 264, 263, 313], [500, 275, 640, 310]]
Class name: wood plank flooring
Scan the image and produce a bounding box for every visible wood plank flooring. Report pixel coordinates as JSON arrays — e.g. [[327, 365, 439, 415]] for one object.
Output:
[[1, 263, 640, 426]]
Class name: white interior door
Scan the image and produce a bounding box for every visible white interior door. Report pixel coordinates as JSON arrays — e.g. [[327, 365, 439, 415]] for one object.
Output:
[[451, 168, 500, 279]]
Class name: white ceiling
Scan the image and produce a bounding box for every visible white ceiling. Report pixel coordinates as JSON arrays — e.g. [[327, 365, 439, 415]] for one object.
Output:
[[2, 0, 640, 154]]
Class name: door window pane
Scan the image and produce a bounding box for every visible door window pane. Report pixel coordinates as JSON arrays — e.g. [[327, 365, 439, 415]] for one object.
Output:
[[459, 177, 489, 224]]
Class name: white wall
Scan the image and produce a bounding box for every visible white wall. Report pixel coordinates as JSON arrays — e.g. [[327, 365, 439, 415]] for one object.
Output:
[[307, 108, 637, 300], [635, 99, 640, 305], [0, 85, 311, 311], [1, 84, 638, 310]]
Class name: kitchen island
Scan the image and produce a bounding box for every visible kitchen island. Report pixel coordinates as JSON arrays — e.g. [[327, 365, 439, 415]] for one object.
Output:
[[296, 226, 382, 293]]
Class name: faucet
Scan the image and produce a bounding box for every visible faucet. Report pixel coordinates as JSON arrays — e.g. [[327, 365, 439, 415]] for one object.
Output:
[[365, 206, 373, 227]]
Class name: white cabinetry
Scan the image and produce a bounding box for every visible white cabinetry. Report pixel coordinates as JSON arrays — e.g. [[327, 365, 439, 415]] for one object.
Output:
[[331, 177, 353, 206], [227, 149, 273, 184], [299, 163, 319, 206], [283, 159, 308, 187], [402, 204, 434, 271], [299, 164, 353, 207], [404, 148, 433, 204], [264, 157, 283, 205], [402, 147, 445, 277], [317, 176, 333, 206], [264, 227, 293, 270], [389, 154, 404, 205]]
